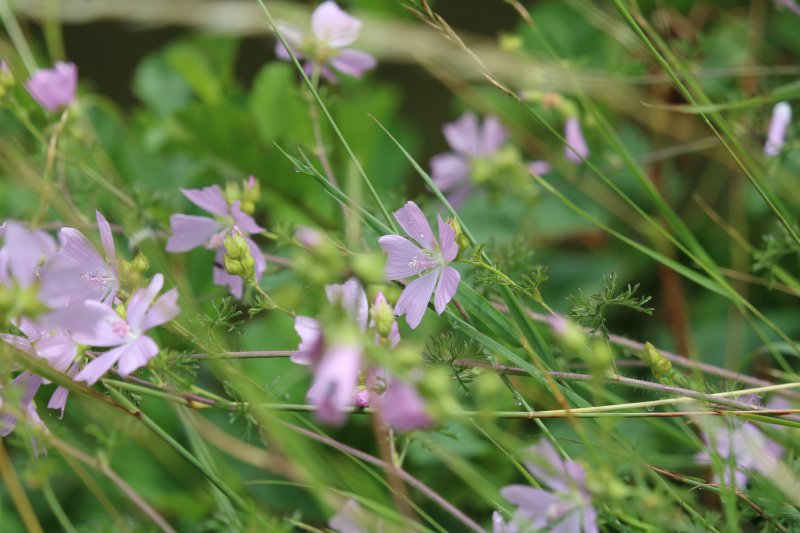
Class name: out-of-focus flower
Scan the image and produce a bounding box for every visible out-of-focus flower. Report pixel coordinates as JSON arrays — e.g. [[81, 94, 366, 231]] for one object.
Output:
[[68, 274, 179, 384], [0, 318, 79, 418], [764, 101, 792, 156], [275, 0, 377, 83], [431, 112, 550, 206], [564, 116, 590, 163], [378, 201, 460, 329], [329, 499, 383, 533], [166, 183, 266, 298], [774, 0, 800, 16], [0, 371, 45, 443], [292, 281, 431, 430], [40, 212, 118, 306], [695, 416, 784, 488], [497, 440, 598, 533], [25, 61, 77, 112], [0, 221, 56, 289]]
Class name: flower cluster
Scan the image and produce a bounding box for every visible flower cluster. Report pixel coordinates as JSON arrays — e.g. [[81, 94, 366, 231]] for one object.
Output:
[[0, 213, 179, 445]]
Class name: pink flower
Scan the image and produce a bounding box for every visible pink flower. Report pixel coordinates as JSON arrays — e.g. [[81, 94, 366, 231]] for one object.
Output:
[[0, 318, 79, 418], [431, 113, 550, 206], [378, 201, 460, 328], [0, 221, 57, 288], [564, 116, 589, 163], [764, 101, 792, 157], [372, 373, 432, 431], [25, 61, 77, 112], [68, 274, 179, 385], [166, 184, 266, 298], [275, 1, 377, 83], [0, 372, 45, 439], [498, 440, 597, 533], [40, 211, 118, 306]]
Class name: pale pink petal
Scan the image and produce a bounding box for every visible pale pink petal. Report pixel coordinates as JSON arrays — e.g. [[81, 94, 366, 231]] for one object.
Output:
[[0, 333, 34, 356], [275, 22, 305, 60], [231, 201, 265, 234], [6, 222, 45, 287], [306, 342, 362, 426], [443, 112, 481, 156], [126, 274, 164, 330], [95, 211, 115, 262], [47, 386, 70, 417], [527, 160, 552, 175], [393, 201, 436, 251], [433, 265, 460, 314], [25, 61, 77, 112], [292, 316, 324, 365], [395, 269, 438, 329], [564, 117, 589, 164], [430, 152, 470, 192], [378, 235, 427, 280], [330, 49, 377, 78], [380, 378, 432, 431], [245, 237, 267, 280], [446, 185, 474, 209], [329, 499, 369, 533], [117, 335, 159, 376], [524, 440, 584, 493], [765, 101, 792, 156], [140, 288, 179, 331], [311, 1, 362, 48], [501, 485, 560, 528], [166, 214, 222, 252], [74, 344, 128, 385], [35, 336, 77, 373], [180, 185, 229, 217], [325, 278, 368, 330], [480, 115, 507, 154], [437, 216, 458, 262], [66, 301, 129, 347]]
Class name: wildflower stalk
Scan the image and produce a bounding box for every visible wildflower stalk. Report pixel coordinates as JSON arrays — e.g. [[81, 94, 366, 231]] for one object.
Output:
[[102, 383, 248, 511]]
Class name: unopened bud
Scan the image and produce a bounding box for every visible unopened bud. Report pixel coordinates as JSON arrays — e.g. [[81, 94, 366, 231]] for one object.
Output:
[[224, 255, 243, 275], [447, 217, 470, 255], [130, 252, 149, 273], [223, 230, 249, 260], [641, 342, 672, 379], [371, 292, 396, 338], [115, 304, 127, 320], [589, 340, 613, 375], [223, 181, 241, 205]]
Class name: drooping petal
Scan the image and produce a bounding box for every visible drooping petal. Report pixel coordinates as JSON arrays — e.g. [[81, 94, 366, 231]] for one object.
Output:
[[378, 235, 427, 280], [393, 201, 436, 251], [437, 215, 458, 263], [394, 269, 438, 329], [325, 278, 368, 331], [430, 152, 470, 193], [306, 343, 362, 426], [96, 211, 116, 263], [564, 116, 589, 164], [292, 316, 324, 365], [231, 201, 265, 235], [25, 61, 77, 112], [35, 335, 77, 373], [433, 265, 460, 314], [330, 49, 377, 78], [480, 115, 507, 155], [165, 214, 222, 253], [380, 377, 432, 432], [117, 335, 159, 376], [74, 344, 129, 385], [180, 185, 230, 217], [443, 112, 481, 156], [311, 1, 363, 48], [126, 274, 164, 331]]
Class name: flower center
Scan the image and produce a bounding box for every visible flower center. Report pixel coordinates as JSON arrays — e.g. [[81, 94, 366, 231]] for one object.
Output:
[[111, 320, 131, 339], [408, 252, 435, 274], [82, 270, 112, 288]]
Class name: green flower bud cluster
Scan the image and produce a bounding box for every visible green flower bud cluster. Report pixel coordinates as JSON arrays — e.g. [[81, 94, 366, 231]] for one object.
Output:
[[223, 177, 260, 215], [119, 252, 149, 293], [223, 231, 256, 282], [469, 146, 540, 201]]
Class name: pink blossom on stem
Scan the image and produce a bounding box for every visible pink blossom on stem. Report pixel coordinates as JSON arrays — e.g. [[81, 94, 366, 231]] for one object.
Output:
[[275, 1, 377, 83], [497, 440, 598, 533], [378, 201, 460, 328], [764, 101, 792, 157], [166, 184, 266, 298], [67, 274, 179, 385], [25, 61, 77, 112], [40, 211, 118, 306], [0, 221, 57, 288], [564, 116, 590, 164]]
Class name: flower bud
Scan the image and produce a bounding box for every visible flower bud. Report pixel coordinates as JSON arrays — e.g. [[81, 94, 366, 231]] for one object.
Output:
[[588, 340, 613, 375], [640, 342, 672, 380], [371, 292, 396, 339], [130, 252, 149, 273], [224, 255, 243, 275], [223, 230, 250, 260], [115, 303, 127, 320], [447, 217, 470, 255], [242, 176, 260, 214], [223, 181, 241, 206]]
